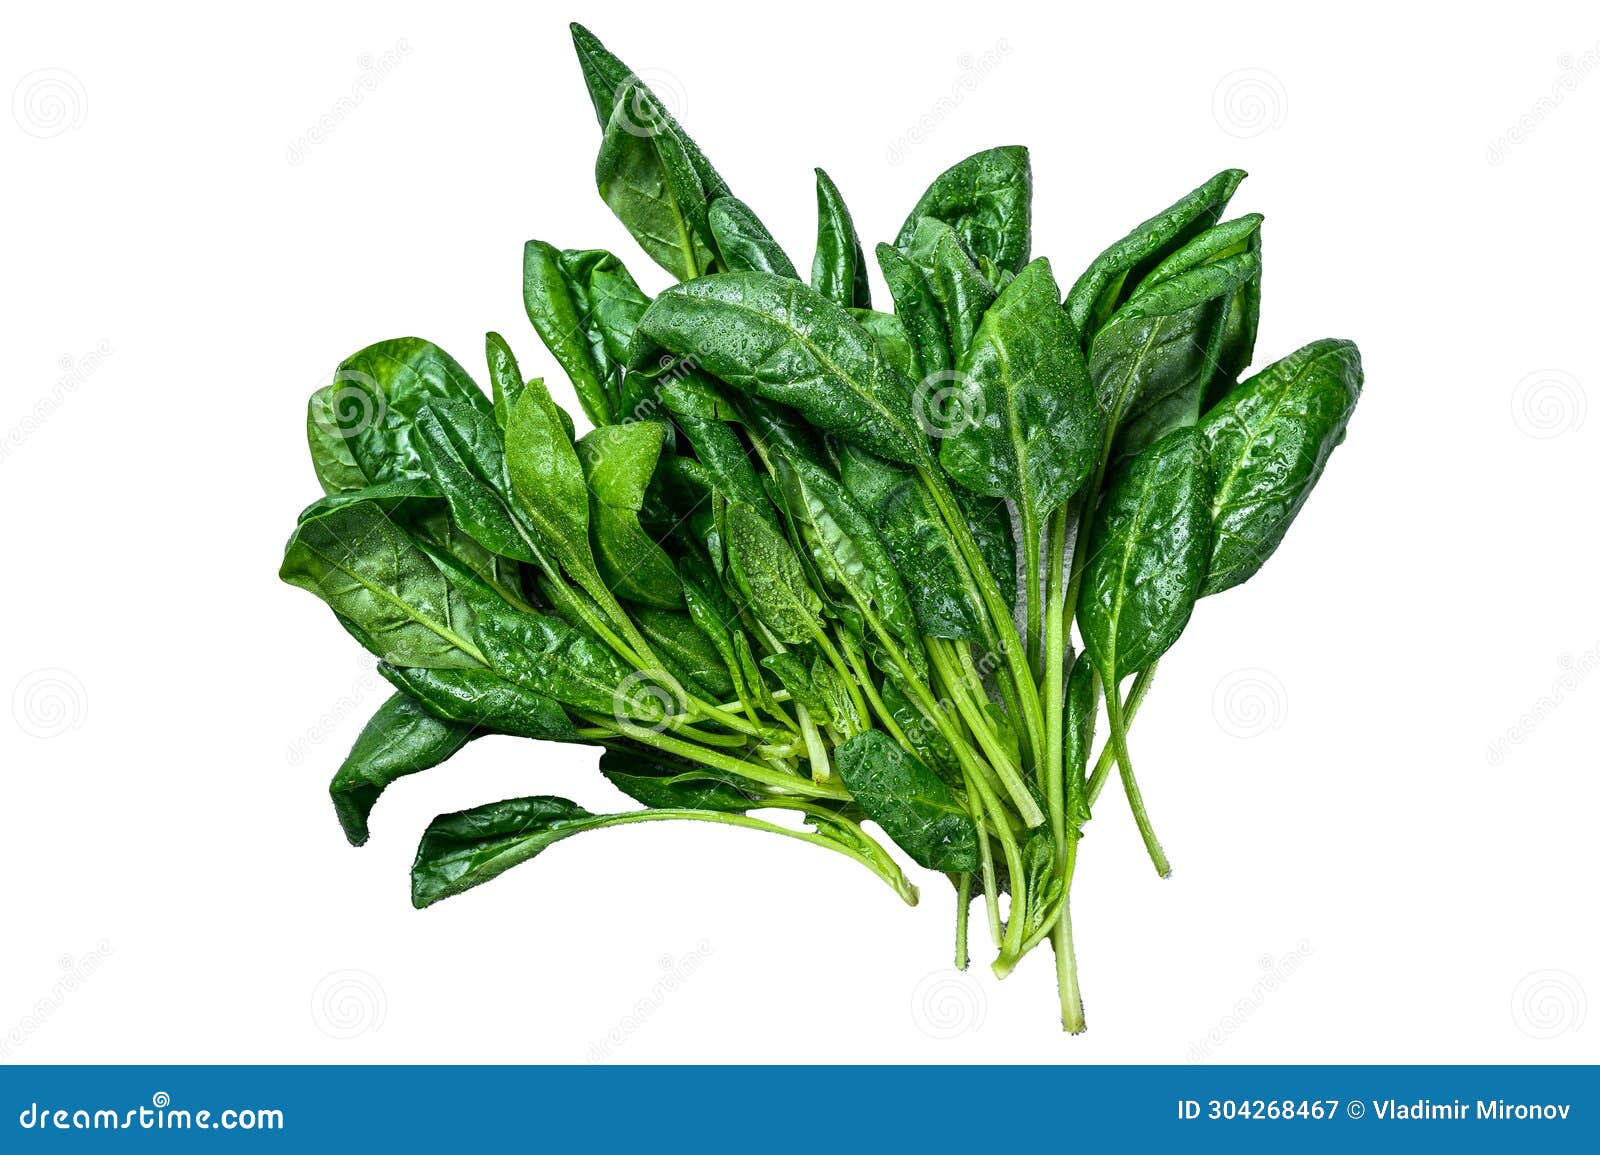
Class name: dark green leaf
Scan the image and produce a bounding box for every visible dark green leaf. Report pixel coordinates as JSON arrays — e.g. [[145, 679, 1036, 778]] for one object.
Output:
[[413, 400, 541, 564], [1079, 428, 1212, 682], [1065, 168, 1246, 339], [726, 501, 824, 643], [939, 258, 1098, 536], [876, 241, 951, 378], [1199, 339, 1363, 595], [485, 331, 526, 432], [280, 500, 484, 669], [1065, 653, 1096, 825], [504, 380, 605, 592], [634, 606, 734, 700], [331, 693, 474, 847], [903, 218, 995, 359], [378, 663, 577, 742], [895, 146, 1032, 275], [709, 196, 799, 279], [812, 168, 870, 309], [835, 731, 978, 872], [635, 272, 927, 467], [599, 750, 753, 811], [577, 421, 682, 607]]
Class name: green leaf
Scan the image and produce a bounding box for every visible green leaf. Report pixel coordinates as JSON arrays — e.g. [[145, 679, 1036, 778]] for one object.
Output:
[[812, 168, 870, 309], [902, 218, 995, 360], [413, 400, 540, 564], [1089, 241, 1262, 460], [577, 421, 682, 607], [1064, 654, 1096, 826], [1065, 168, 1247, 339], [467, 592, 640, 718], [594, 79, 717, 281], [834, 731, 978, 872], [725, 501, 824, 643], [1079, 428, 1212, 683], [523, 240, 643, 427], [485, 332, 525, 432], [411, 795, 636, 907], [770, 450, 922, 669], [635, 272, 927, 468], [1198, 339, 1363, 596], [938, 258, 1098, 534], [599, 750, 754, 812], [280, 500, 484, 669], [377, 663, 576, 742], [504, 381, 605, 593], [320, 338, 490, 486], [709, 196, 798, 278], [876, 241, 951, 378], [331, 693, 474, 847], [850, 309, 920, 382], [634, 606, 734, 700], [895, 146, 1032, 275]]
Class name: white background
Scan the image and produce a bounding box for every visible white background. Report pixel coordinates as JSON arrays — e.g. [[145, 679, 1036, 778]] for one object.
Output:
[[3, 0, 1596, 1064]]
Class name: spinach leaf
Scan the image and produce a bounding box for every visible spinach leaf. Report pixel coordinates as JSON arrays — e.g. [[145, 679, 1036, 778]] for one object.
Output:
[[503, 381, 606, 593], [812, 168, 871, 309], [577, 422, 682, 608], [895, 146, 1032, 275], [635, 273, 928, 468], [599, 749, 754, 812], [317, 338, 491, 486], [280, 500, 484, 669], [939, 257, 1097, 555], [485, 331, 526, 432], [1199, 338, 1363, 595], [876, 241, 951, 377], [331, 693, 475, 847], [1065, 168, 1246, 339], [633, 606, 735, 700], [709, 196, 799, 278], [726, 501, 824, 643], [1064, 654, 1097, 826], [413, 399, 542, 564], [835, 731, 978, 872], [902, 218, 996, 359], [1079, 428, 1212, 683], [377, 663, 576, 742]]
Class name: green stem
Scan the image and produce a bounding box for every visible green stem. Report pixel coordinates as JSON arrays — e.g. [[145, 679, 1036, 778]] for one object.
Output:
[[927, 641, 1044, 828], [1051, 831, 1086, 1033], [1104, 680, 1170, 877], [592, 714, 850, 801], [1022, 510, 1042, 681], [1086, 663, 1156, 806], [954, 873, 972, 970]]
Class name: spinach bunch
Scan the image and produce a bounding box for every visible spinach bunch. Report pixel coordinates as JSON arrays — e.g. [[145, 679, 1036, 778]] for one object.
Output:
[[281, 23, 1363, 1032]]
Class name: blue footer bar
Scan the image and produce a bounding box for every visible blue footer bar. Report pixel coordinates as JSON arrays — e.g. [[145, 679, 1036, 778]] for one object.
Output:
[[2, 1065, 1595, 1151]]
